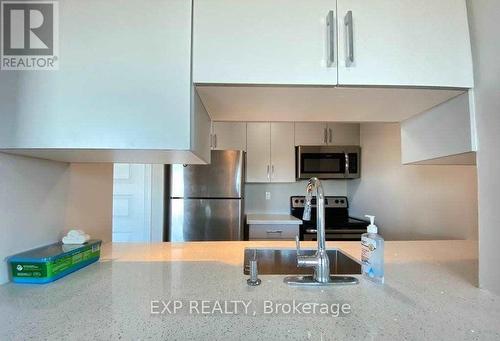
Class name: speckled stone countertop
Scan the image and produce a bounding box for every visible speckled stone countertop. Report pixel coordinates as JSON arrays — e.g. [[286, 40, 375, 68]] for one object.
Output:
[[1, 240, 499, 340]]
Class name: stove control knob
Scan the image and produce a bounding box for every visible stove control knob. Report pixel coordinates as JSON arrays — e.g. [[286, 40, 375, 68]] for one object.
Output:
[[335, 199, 339, 204], [340, 200, 345, 204]]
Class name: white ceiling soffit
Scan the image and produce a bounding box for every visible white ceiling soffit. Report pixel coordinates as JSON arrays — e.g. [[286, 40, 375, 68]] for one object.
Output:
[[196, 86, 465, 122]]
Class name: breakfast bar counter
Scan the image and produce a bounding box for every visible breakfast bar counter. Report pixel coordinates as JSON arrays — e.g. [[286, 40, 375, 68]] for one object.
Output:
[[0, 240, 499, 340]]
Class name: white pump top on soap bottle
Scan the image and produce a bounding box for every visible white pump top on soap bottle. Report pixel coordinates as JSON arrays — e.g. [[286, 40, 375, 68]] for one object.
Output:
[[365, 215, 378, 234]]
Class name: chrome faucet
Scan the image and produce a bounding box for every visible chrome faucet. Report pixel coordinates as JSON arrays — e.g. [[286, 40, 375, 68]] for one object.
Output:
[[284, 177, 359, 286], [297, 178, 330, 283]]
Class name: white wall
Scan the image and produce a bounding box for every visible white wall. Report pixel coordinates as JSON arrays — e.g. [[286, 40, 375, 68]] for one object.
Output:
[[66, 164, 113, 243], [347, 123, 478, 241], [0, 153, 69, 284], [0, 155, 114, 284], [401, 92, 476, 165], [466, 0, 500, 295], [245, 181, 347, 214]]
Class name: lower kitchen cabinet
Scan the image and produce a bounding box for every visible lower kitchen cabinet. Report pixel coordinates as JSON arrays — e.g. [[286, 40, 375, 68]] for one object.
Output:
[[246, 122, 295, 183], [249, 224, 300, 241]]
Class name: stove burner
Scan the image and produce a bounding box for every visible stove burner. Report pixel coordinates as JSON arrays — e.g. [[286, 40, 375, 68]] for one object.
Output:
[[290, 196, 369, 241]]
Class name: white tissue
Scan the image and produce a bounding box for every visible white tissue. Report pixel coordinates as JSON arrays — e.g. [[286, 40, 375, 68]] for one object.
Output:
[[62, 230, 90, 244], [67, 229, 86, 238]]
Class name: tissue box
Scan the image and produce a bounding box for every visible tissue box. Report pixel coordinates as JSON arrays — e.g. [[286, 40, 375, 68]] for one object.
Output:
[[7, 240, 102, 284]]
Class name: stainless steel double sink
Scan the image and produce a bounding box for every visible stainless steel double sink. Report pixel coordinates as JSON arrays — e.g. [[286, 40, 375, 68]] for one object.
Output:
[[243, 248, 361, 276]]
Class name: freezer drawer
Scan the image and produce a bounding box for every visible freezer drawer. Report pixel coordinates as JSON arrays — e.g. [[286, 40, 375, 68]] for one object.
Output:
[[169, 198, 243, 241]]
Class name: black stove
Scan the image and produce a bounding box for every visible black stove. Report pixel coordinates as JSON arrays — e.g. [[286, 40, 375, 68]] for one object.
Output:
[[290, 196, 369, 241]]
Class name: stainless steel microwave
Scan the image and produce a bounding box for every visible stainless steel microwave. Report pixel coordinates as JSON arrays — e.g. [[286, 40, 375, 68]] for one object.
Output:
[[296, 146, 361, 180]]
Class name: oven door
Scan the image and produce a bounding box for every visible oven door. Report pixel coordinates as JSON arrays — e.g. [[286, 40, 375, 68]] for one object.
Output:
[[296, 146, 360, 180]]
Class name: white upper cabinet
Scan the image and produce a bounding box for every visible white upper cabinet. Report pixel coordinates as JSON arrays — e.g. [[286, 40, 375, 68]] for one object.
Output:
[[246, 123, 272, 182], [270, 123, 296, 182], [336, 0, 474, 87], [193, 0, 473, 89], [211, 122, 247, 151], [0, 0, 210, 164], [193, 0, 337, 85], [295, 123, 360, 146], [327, 123, 360, 145], [294, 123, 330, 146], [246, 122, 295, 183]]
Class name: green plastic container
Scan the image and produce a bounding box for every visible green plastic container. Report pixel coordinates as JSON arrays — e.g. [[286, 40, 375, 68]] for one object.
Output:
[[7, 240, 102, 284]]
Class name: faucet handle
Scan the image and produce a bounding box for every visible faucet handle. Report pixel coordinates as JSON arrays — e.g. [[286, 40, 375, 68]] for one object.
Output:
[[295, 235, 302, 256]]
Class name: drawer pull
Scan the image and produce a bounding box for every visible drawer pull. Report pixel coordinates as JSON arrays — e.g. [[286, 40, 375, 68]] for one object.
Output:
[[266, 230, 283, 234]]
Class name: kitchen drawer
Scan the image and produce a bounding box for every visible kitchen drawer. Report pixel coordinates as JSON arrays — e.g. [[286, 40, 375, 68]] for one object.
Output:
[[249, 224, 299, 240]]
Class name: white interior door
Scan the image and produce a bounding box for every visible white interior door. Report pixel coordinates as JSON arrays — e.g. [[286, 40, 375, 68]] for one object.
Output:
[[246, 123, 271, 183], [270, 122, 296, 183], [112, 164, 164, 242], [337, 0, 474, 87], [193, 0, 337, 85]]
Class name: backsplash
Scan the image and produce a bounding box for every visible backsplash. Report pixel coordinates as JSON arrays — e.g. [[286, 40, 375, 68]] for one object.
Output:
[[244, 181, 347, 214]]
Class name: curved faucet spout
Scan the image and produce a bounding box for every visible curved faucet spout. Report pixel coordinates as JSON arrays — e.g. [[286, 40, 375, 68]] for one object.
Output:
[[297, 177, 330, 283], [303, 177, 326, 253]]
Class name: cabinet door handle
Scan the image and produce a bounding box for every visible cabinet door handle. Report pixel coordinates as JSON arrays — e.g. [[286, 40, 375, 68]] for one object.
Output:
[[326, 10, 336, 67], [344, 152, 350, 176], [213, 134, 217, 149], [324, 128, 328, 144], [344, 11, 354, 67], [267, 165, 270, 181], [271, 165, 275, 178], [329, 128, 333, 143]]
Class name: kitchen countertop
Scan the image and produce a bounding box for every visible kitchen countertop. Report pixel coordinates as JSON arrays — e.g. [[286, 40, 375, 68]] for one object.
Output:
[[246, 214, 302, 225], [1, 240, 499, 340]]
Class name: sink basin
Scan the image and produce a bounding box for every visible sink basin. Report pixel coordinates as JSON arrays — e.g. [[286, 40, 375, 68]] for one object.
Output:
[[243, 248, 361, 275]]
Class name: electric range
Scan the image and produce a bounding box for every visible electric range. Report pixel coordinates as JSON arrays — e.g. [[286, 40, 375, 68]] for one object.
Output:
[[290, 196, 369, 241]]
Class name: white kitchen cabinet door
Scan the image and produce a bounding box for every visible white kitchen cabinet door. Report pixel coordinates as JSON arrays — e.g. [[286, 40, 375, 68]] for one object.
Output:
[[246, 123, 271, 182], [327, 123, 360, 145], [270, 123, 296, 183], [337, 0, 474, 88], [0, 0, 208, 164], [212, 122, 247, 151], [294, 123, 328, 146], [193, 0, 337, 85]]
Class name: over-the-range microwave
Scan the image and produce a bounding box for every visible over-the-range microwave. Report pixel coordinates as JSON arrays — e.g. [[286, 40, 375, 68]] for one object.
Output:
[[296, 146, 361, 180]]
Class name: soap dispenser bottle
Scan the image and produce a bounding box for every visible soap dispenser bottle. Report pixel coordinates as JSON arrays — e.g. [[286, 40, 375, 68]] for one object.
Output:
[[361, 215, 384, 284]]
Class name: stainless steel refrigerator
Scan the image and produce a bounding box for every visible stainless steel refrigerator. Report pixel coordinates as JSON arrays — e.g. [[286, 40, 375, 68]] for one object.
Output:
[[167, 150, 245, 241]]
